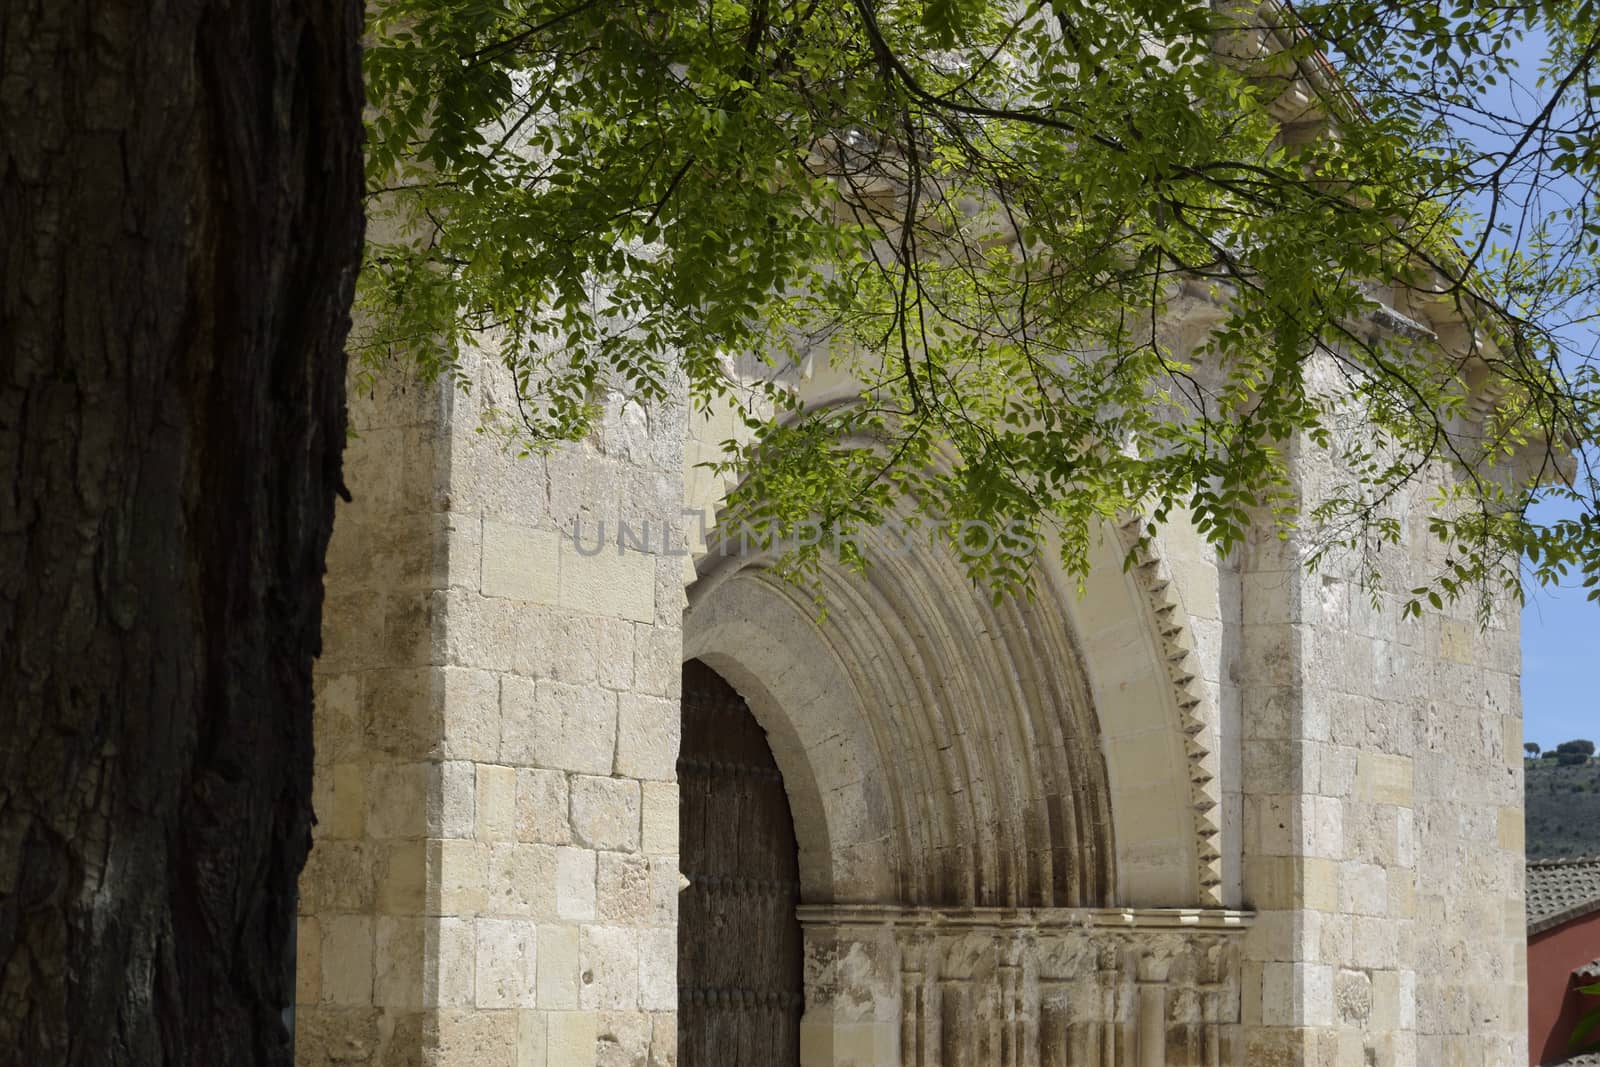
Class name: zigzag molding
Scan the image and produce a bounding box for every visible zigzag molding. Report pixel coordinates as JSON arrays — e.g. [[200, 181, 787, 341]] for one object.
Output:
[[1115, 514, 1226, 908]]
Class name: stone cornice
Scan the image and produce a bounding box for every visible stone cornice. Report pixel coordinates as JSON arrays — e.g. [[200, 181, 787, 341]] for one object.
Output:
[[797, 903, 1254, 933]]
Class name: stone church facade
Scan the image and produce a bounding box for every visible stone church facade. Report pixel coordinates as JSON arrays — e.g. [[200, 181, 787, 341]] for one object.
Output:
[[293, 294, 1530, 1064]]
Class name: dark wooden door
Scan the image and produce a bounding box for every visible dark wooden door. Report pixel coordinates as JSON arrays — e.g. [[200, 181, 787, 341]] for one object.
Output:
[[678, 660, 803, 1067]]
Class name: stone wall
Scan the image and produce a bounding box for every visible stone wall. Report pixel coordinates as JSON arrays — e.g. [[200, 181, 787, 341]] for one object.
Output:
[[1233, 411, 1526, 1065], [299, 342, 1528, 1065], [297, 359, 687, 1066]]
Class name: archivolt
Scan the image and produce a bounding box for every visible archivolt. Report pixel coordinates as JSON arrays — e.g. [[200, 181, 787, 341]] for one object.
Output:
[[686, 522, 1116, 909]]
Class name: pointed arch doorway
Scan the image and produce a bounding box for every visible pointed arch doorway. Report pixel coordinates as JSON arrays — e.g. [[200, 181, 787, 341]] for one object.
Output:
[[677, 659, 804, 1067]]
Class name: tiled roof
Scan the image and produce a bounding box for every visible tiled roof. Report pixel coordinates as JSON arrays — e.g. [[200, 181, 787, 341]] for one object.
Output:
[[1529, 857, 1600, 935]]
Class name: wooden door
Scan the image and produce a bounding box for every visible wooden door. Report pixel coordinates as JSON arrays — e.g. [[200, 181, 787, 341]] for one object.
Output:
[[678, 660, 803, 1067]]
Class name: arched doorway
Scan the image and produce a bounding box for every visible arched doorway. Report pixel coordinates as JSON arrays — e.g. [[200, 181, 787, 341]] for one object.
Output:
[[678, 659, 803, 1067]]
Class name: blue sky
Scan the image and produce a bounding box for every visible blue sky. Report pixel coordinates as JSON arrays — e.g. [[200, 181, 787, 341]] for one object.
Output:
[[1442, 30, 1600, 751], [1521, 497, 1600, 749]]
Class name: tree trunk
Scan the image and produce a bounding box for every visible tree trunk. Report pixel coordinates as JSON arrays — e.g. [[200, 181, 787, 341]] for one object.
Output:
[[0, 2, 364, 1063]]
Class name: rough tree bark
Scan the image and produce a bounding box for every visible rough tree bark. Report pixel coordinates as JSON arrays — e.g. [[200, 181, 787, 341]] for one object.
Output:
[[0, 2, 364, 1063]]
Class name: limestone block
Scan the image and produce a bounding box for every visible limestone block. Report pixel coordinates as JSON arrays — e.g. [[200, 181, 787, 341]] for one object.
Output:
[[1351, 916, 1399, 969], [301, 841, 381, 914], [1260, 961, 1332, 1028], [1304, 795, 1344, 859], [313, 673, 363, 765], [547, 1011, 599, 1065], [1243, 686, 1297, 743], [595, 1011, 652, 1067], [444, 511, 483, 593], [640, 782, 678, 855], [648, 859, 679, 926], [1250, 910, 1320, 962], [1496, 806, 1523, 851], [1395, 807, 1415, 867], [1241, 570, 1299, 627], [320, 591, 387, 672], [614, 694, 679, 781], [437, 760, 477, 839], [571, 776, 641, 852], [654, 563, 689, 637], [1334, 970, 1372, 1025], [540, 609, 604, 687], [292, 1006, 385, 1066], [580, 925, 641, 1011], [379, 840, 428, 914], [638, 928, 676, 1012], [323, 515, 376, 594], [1247, 794, 1296, 857], [558, 537, 656, 623], [538, 925, 581, 1010], [1501, 714, 1523, 771], [594, 616, 636, 691], [1317, 911, 1354, 966], [383, 591, 436, 669], [1387, 869, 1416, 918], [320, 915, 375, 1007], [324, 762, 368, 840], [613, 454, 676, 520], [1339, 862, 1387, 917], [477, 918, 539, 1009], [367, 762, 431, 840], [596, 852, 653, 925], [439, 839, 490, 915], [384, 424, 449, 513], [633, 625, 682, 699], [1236, 623, 1303, 687], [484, 843, 561, 920], [516, 767, 572, 845], [435, 1009, 519, 1067], [1430, 660, 1486, 712], [1355, 752, 1413, 807], [370, 512, 445, 593], [650, 1013, 677, 1067], [1369, 969, 1403, 1031], [477, 764, 519, 842], [541, 436, 621, 513], [1347, 803, 1401, 867], [1244, 856, 1292, 911], [1438, 618, 1474, 664], [1240, 960, 1263, 1026], [1485, 669, 1517, 718], [501, 677, 617, 776], [556, 847, 598, 921], [297, 917, 322, 1005], [441, 588, 523, 674], [1243, 740, 1297, 796], [517, 1010, 546, 1067], [440, 666, 503, 763], [481, 520, 561, 604], [375, 916, 425, 1009], [437, 916, 478, 1008]]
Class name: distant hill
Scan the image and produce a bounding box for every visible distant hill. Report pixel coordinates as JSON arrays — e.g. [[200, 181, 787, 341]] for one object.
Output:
[[1526, 757, 1600, 861]]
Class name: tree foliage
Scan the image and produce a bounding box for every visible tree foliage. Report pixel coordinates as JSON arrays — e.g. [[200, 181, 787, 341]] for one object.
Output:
[[359, 0, 1600, 605], [1575, 979, 1600, 1055]]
